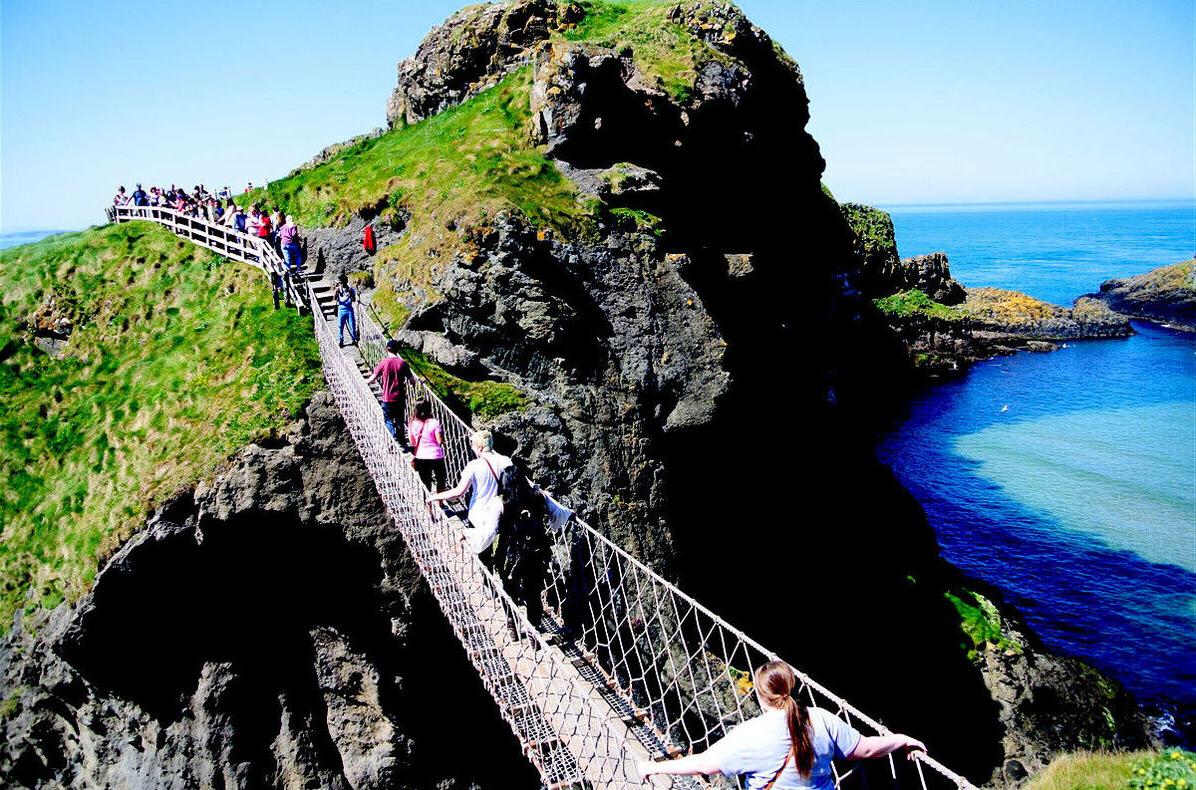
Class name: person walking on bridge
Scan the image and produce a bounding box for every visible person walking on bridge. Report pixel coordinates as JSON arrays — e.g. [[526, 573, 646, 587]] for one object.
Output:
[[426, 429, 512, 559], [365, 340, 413, 449], [494, 459, 551, 634], [131, 184, 148, 207], [334, 273, 358, 347], [640, 660, 925, 788], [407, 397, 446, 492]]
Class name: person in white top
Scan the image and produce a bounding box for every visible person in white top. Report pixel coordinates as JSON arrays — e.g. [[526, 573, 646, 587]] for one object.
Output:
[[426, 429, 512, 558], [640, 660, 925, 789]]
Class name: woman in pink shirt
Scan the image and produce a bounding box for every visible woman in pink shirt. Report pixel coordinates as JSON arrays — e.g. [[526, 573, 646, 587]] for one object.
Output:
[[407, 398, 446, 491]]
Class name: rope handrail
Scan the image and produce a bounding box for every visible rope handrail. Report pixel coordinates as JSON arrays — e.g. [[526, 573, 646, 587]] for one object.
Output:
[[349, 263, 977, 790], [108, 206, 978, 790]]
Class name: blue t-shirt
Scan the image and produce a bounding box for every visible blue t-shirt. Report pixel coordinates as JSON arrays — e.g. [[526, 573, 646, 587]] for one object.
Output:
[[705, 707, 862, 790]]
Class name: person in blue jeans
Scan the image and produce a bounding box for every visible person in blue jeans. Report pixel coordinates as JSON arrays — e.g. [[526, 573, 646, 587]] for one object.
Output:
[[278, 215, 302, 273], [335, 274, 358, 347]]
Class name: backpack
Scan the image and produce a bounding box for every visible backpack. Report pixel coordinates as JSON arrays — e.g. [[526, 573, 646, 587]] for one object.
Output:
[[496, 463, 550, 581]]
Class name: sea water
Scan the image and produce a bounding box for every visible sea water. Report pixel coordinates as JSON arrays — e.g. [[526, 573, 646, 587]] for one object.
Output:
[[879, 200, 1196, 735], [0, 229, 69, 251]]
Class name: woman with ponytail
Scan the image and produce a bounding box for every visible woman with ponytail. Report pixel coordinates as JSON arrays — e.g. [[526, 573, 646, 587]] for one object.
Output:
[[640, 660, 925, 788]]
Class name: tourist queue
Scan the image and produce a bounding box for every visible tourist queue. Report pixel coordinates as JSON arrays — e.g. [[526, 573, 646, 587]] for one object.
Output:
[[113, 182, 305, 276]]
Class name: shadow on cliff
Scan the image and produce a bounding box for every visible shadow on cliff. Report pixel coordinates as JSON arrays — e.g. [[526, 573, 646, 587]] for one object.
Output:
[[56, 510, 539, 788], [542, 34, 1006, 782]]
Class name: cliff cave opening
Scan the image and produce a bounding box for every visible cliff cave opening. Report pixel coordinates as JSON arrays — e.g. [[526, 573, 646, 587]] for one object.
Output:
[[57, 511, 539, 788]]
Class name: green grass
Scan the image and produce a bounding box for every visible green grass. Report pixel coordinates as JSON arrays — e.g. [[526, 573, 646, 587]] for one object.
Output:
[[243, 67, 593, 326], [1027, 750, 1196, 790], [944, 588, 1022, 660], [238, 3, 751, 329], [559, 0, 735, 103], [608, 207, 664, 237], [0, 223, 320, 628], [874, 290, 967, 321], [840, 202, 896, 261], [400, 347, 526, 419]]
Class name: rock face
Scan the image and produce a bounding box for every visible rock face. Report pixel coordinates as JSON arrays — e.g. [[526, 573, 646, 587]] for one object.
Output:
[[369, 2, 1156, 781], [971, 596, 1155, 784], [386, 0, 566, 127], [965, 287, 1132, 342], [899, 252, 966, 305], [0, 392, 536, 789], [290, 128, 386, 175], [1092, 259, 1196, 331]]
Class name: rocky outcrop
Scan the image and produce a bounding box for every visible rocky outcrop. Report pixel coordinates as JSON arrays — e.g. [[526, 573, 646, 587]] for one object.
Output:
[[841, 203, 1132, 376], [368, 3, 1153, 781], [841, 201, 901, 294], [965, 288, 1132, 343], [0, 392, 531, 789], [386, 0, 571, 127], [305, 215, 405, 286], [1092, 259, 1196, 331], [969, 595, 1156, 785], [899, 252, 966, 305]]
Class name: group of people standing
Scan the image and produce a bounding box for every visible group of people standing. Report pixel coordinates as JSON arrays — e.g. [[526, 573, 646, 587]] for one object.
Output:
[[113, 183, 304, 275]]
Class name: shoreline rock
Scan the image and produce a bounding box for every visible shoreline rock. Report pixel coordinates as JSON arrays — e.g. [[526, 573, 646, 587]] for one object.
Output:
[[1091, 259, 1196, 332], [0, 392, 535, 788], [842, 203, 1135, 377]]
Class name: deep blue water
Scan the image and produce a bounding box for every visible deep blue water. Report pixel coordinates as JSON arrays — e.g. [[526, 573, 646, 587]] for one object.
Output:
[[886, 200, 1195, 305], [879, 201, 1196, 735]]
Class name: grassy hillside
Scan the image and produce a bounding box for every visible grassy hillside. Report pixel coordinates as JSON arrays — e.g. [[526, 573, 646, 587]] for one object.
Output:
[[1026, 750, 1195, 790], [245, 1, 746, 326], [558, 0, 737, 103], [251, 67, 593, 322], [0, 223, 320, 628]]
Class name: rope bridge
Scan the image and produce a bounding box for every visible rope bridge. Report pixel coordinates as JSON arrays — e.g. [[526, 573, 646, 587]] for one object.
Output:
[[109, 205, 978, 790]]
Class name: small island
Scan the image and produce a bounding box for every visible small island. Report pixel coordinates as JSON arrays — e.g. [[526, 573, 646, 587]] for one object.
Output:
[[841, 202, 1134, 377], [1091, 259, 1196, 332]]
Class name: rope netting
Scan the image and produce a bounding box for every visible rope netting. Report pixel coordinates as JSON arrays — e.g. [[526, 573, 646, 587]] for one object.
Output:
[[111, 208, 978, 790]]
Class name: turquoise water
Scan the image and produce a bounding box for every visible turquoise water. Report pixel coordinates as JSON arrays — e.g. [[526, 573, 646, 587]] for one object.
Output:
[[955, 403, 1195, 573], [880, 201, 1196, 735]]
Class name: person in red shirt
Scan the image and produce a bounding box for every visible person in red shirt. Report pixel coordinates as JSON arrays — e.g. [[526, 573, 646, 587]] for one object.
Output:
[[364, 340, 414, 449], [258, 208, 273, 241]]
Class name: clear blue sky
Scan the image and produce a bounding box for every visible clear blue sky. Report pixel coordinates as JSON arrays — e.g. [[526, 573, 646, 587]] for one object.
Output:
[[2, 0, 1193, 232]]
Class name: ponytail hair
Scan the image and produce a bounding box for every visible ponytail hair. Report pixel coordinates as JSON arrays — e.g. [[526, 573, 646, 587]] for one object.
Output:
[[754, 660, 814, 777]]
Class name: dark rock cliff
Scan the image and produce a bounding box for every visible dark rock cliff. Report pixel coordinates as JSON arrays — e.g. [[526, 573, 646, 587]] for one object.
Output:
[[0, 393, 535, 789]]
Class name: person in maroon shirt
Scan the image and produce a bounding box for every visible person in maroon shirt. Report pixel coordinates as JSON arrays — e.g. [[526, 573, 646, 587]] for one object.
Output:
[[364, 340, 414, 449]]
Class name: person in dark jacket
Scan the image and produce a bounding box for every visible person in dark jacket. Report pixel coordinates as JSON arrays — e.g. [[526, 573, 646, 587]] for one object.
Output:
[[495, 460, 552, 636]]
